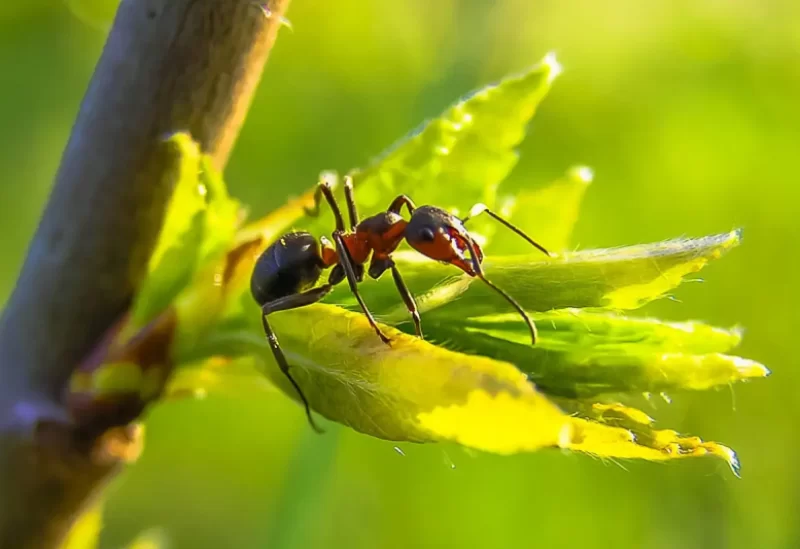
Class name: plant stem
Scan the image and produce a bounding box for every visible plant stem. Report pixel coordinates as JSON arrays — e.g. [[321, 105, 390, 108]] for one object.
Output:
[[0, 0, 290, 546]]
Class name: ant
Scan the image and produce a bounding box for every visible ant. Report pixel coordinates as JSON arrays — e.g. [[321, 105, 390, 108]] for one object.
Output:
[[250, 175, 552, 432]]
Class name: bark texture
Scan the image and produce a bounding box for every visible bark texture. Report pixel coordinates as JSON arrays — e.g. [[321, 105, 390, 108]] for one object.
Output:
[[0, 1, 290, 546]]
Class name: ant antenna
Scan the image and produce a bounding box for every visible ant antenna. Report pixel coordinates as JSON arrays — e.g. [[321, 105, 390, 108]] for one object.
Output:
[[476, 273, 538, 345], [462, 203, 553, 258], [465, 238, 539, 345]]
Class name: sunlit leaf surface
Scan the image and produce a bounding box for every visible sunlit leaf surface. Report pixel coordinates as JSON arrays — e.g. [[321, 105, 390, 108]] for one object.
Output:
[[65, 0, 118, 30], [61, 499, 103, 549], [495, 165, 594, 253], [333, 230, 742, 320], [303, 54, 562, 240]]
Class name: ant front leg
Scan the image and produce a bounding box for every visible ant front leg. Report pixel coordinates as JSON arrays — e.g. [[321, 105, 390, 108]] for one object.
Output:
[[343, 174, 359, 230], [388, 195, 417, 216], [303, 175, 347, 232], [390, 263, 422, 338], [331, 232, 391, 344], [369, 257, 422, 339], [261, 284, 334, 433]]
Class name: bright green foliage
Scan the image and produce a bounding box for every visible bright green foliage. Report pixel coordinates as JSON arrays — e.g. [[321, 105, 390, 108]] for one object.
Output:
[[304, 54, 561, 240], [129, 134, 241, 330], [72, 54, 766, 476], [61, 498, 168, 549], [68, 134, 241, 408], [61, 499, 102, 549], [119, 529, 169, 549], [65, 0, 118, 30], [433, 310, 765, 398], [495, 165, 593, 253], [333, 229, 741, 319]]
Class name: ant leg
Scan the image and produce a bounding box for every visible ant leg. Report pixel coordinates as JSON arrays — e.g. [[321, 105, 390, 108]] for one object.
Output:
[[261, 315, 324, 433], [261, 284, 334, 433], [332, 231, 391, 344], [388, 195, 417, 216], [465, 238, 539, 345], [262, 284, 334, 315], [462, 203, 552, 258], [303, 176, 346, 232], [302, 177, 327, 218], [390, 263, 423, 338], [343, 175, 359, 230]]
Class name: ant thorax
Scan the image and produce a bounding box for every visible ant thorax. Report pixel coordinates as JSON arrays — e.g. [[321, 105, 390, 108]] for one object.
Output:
[[353, 211, 408, 262]]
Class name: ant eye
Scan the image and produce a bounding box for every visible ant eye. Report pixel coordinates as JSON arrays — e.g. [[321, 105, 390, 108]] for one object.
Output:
[[419, 227, 436, 242]]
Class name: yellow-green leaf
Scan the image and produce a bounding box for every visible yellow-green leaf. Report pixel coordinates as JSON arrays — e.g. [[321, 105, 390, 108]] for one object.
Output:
[[61, 498, 103, 549], [334, 230, 742, 320], [301, 53, 562, 239], [173, 301, 740, 470], [566, 415, 740, 476], [423, 310, 768, 398], [65, 0, 118, 30], [494, 165, 593, 253], [130, 133, 240, 329]]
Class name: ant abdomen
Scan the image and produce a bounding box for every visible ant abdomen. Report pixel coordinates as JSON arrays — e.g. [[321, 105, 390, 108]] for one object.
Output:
[[250, 232, 325, 306]]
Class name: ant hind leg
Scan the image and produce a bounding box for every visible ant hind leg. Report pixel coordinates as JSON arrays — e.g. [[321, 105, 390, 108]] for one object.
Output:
[[260, 284, 334, 433], [343, 174, 359, 230]]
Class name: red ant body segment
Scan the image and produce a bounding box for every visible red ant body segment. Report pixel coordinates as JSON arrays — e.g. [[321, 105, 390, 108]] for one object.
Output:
[[250, 176, 551, 431]]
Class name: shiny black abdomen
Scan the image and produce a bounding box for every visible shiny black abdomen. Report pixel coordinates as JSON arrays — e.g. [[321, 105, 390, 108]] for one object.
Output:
[[250, 232, 325, 306]]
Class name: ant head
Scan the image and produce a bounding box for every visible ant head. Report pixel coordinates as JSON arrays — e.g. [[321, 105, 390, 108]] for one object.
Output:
[[405, 206, 482, 274]]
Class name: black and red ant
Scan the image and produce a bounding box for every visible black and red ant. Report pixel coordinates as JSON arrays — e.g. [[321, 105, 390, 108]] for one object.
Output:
[[250, 176, 552, 431]]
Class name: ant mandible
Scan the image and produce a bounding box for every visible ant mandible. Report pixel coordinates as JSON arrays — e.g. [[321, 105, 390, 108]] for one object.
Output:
[[250, 175, 552, 432]]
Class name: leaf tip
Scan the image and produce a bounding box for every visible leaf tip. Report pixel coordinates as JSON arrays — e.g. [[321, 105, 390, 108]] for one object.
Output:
[[542, 51, 563, 84], [706, 443, 742, 478], [729, 449, 742, 478], [568, 165, 594, 185], [160, 130, 195, 148], [715, 228, 743, 256], [732, 356, 771, 379]]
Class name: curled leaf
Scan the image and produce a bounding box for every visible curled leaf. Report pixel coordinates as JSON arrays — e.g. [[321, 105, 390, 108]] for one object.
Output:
[[424, 310, 767, 398], [180, 299, 742, 472], [335, 230, 742, 320], [566, 414, 740, 476]]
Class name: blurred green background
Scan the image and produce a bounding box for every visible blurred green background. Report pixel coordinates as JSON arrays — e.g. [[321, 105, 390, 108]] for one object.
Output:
[[1, 1, 798, 548]]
